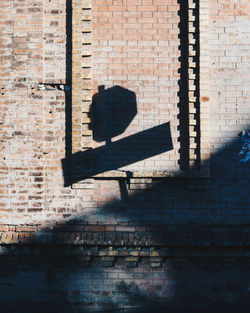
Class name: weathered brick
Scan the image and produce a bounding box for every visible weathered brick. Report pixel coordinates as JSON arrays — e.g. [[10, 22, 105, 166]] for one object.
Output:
[[1, 0, 250, 309]]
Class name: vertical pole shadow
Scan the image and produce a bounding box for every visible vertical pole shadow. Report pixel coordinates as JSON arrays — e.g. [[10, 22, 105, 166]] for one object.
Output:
[[65, 0, 72, 183], [178, 0, 190, 170]]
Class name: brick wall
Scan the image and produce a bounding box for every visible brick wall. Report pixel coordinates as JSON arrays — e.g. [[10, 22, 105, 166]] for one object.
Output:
[[0, 0, 250, 311], [210, 0, 250, 149], [0, 0, 249, 240], [1, 0, 44, 222], [1, 249, 250, 312], [91, 0, 180, 171]]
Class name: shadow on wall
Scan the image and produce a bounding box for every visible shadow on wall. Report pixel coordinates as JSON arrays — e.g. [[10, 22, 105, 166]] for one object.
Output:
[[64, 130, 250, 224], [1, 244, 250, 313], [95, 132, 250, 222], [2, 0, 250, 311], [1, 131, 250, 313], [63, 0, 191, 185], [62, 84, 173, 186], [91, 85, 137, 144]]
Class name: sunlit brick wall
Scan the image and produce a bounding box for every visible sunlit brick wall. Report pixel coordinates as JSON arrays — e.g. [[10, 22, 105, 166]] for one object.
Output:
[[91, 0, 181, 171], [0, 0, 249, 226], [209, 0, 250, 151], [0, 0, 44, 221]]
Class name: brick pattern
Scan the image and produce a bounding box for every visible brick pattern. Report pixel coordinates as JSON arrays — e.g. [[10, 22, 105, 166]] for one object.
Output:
[[210, 0, 250, 150], [72, 0, 91, 154], [0, 0, 45, 221], [71, 0, 187, 182], [71, 0, 211, 184], [1, 223, 250, 248], [2, 253, 249, 312], [71, 0, 94, 188], [187, 0, 210, 176], [1, 0, 250, 230], [188, 0, 200, 168], [43, 0, 66, 83], [0, 0, 67, 221], [199, 0, 210, 175], [0, 3, 250, 310], [91, 0, 181, 173]]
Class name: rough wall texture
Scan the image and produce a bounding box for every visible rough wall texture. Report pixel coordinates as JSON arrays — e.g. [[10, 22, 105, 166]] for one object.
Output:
[[91, 0, 180, 171], [0, 0, 250, 311], [1, 250, 250, 313]]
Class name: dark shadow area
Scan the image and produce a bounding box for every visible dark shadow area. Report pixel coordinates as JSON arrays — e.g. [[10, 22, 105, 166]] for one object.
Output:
[[62, 122, 173, 186], [1, 250, 250, 313], [94, 133, 250, 221], [91, 85, 137, 143], [63, 0, 72, 182], [177, 0, 190, 170], [1, 131, 250, 312]]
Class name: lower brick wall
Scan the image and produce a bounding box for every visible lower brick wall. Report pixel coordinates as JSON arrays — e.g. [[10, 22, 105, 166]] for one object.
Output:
[[1, 223, 250, 311], [1, 249, 250, 313]]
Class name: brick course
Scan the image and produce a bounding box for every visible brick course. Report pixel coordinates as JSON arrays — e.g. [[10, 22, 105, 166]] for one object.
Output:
[[0, 0, 250, 311], [91, 0, 181, 174]]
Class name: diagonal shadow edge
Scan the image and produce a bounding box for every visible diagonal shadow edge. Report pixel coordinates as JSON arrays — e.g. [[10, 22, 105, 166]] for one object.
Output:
[[60, 130, 250, 225], [62, 122, 173, 186], [1, 132, 250, 313], [64, 0, 192, 187]]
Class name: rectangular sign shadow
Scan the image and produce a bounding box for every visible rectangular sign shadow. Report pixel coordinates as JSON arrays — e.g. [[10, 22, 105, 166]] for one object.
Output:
[[62, 122, 173, 186]]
